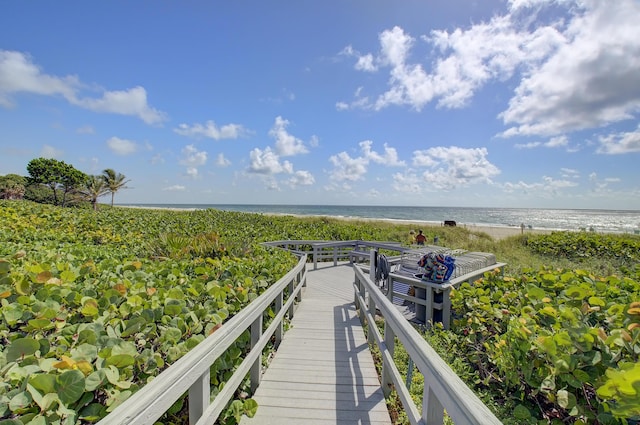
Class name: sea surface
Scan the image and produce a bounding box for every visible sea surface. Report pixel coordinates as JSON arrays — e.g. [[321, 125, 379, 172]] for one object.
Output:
[[120, 204, 640, 235]]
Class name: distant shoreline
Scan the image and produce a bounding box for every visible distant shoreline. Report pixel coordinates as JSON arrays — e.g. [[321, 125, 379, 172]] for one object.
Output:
[[118, 204, 557, 240]]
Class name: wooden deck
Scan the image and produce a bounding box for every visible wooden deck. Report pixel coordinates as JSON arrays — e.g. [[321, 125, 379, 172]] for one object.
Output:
[[240, 262, 392, 425]]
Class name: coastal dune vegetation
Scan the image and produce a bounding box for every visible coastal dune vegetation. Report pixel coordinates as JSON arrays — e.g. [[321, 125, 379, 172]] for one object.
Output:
[[0, 200, 638, 424]]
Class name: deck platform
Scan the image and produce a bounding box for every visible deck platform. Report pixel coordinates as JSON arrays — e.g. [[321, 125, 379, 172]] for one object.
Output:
[[240, 262, 392, 425]]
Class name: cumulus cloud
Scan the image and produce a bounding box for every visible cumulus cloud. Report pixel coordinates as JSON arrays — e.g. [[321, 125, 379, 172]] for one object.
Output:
[[270, 116, 309, 156], [286, 170, 315, 187], [247, 147, 293, 175], [106, 137, 138, 156], [501, 1, 640, 136], [174, 120, 249, 140], [179, 144, 207, 179], [0, 50, 166, 124], [340, 1, 640, 141], [406, 146, 500, 190], [328, 141, 405, 182], [215, 152, 231, 167], [501, 175, 578, 196], [596, 126, 640, 154], [75, 86, 165, 124]]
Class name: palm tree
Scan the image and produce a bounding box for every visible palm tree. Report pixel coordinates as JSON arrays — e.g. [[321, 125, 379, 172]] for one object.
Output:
[[79, 175, 110, 210], [101, 169, 130, 206]]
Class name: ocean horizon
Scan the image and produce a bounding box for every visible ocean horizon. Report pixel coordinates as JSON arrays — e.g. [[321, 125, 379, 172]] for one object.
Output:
[[118, 204, 640, 235]]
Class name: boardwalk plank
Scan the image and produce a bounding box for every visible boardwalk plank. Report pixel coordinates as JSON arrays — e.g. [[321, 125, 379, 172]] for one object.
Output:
[[240, 263, 391, 425]]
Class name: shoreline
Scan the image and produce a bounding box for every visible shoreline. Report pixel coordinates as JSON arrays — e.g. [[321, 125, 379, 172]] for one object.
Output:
[[118, 205, 555, 241]]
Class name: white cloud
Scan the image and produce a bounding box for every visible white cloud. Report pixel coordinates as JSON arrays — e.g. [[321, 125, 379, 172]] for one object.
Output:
[[500, 1, 640, 136], [0, 50, 166, 124], [215, 152, 231, 167], [411, 146, 500, 190], [179, 144, 207, 178], [247, 147, 293, 175], [286, 170, 315, 187], [328, 141, 405, 182], [75, 86, 165, 124], [597, 126, 640, 154], [360, 140, 406, 166], [341, 2, 640, 141], [270, 116, 309, 156], [40, 144, 63, 159], [0, 50, 78, 107], [560, 168, 580, 179], [391, 170, 423, 193], [162, 185, 186, 191], [174, 120, 249, 140], [515, 135, 569, 149], [328, 151, 368, 182], [106, 137, 138, 156]]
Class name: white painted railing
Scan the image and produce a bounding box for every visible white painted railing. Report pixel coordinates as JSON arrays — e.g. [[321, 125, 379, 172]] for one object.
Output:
[[263, 239, 405, 269], [97, 252, 308, 425], [353, 264, 503, 425]]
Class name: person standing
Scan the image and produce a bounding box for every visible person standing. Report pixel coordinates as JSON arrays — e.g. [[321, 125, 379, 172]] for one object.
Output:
[[415, 230, 426, 245]]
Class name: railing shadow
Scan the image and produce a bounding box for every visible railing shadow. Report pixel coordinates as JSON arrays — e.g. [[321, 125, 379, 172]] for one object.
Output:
[[333, 302, 387, 425]]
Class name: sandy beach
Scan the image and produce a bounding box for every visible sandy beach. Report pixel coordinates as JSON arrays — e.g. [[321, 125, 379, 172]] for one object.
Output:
[[463, 224, 554, 240]]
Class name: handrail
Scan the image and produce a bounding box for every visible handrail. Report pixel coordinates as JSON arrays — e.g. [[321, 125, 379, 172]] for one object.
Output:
[[97, 252, 308, 425], [353, 264, 503, 425], [263, 239, 408, 269]]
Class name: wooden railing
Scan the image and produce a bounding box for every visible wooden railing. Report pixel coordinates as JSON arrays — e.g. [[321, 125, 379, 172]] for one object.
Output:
[[95, 240, 504, 425], [263, 239, 406, 269], [97, 252, 308, 425], [353, 264, 503, 424]]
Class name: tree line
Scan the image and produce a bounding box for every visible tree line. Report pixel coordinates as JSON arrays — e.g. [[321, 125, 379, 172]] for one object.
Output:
[[0, 158, 129, 210]]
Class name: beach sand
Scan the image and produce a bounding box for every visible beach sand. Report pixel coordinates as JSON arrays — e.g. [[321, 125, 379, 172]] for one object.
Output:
[[463, 224, 553, 240]]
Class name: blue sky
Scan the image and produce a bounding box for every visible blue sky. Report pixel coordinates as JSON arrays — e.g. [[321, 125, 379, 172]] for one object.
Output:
[[1, 0, 639, 209]]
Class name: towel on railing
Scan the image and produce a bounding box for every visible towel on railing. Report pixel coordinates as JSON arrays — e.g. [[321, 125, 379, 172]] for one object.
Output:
[[417, 252, 455, 283]]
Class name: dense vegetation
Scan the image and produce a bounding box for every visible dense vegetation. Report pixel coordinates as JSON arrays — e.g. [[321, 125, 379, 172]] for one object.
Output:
[[0, 200, 638, 424]]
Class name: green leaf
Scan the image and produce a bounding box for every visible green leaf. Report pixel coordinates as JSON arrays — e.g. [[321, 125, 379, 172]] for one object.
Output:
[[79, 403, 106, 421], [85, 370, 107, 392], [8, 391, 32, 412], [2, 303, 25, 326], [244, 398, 258, 417], [29, 374, 57, 394], [6, 337, 40, 362], [55, 370, 86, 405], [105, 354, 135, 368], [513, 404, 531, 420], [556, 389, 569, 408]]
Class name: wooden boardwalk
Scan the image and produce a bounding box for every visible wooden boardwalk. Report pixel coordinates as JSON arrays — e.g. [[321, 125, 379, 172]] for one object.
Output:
[[240, 262, 392, 425]]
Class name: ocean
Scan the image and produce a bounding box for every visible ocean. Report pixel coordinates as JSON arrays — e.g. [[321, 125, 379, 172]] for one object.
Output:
[[119, 204, 640, 235]]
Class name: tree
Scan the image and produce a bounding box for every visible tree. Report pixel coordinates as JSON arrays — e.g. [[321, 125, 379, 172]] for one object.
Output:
[[0, 174, 26, 200], [101, 169, 130, 206], [78, 175, 110, 210], [26, 158, 88, 206]]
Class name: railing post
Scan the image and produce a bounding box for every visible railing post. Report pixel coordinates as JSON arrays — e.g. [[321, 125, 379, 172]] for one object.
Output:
[[288, 278, 295, 319], [313, 245, 318, 270], [381, 321, 395, 398], [275, 291, 283, 347], [425, 286, 434, 325], [250, 315, 263, 394], [442, 287, 452, 330], [423, 384, 445, 424], [367, 292, 376, 344], [188, 371, 210, 425]]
